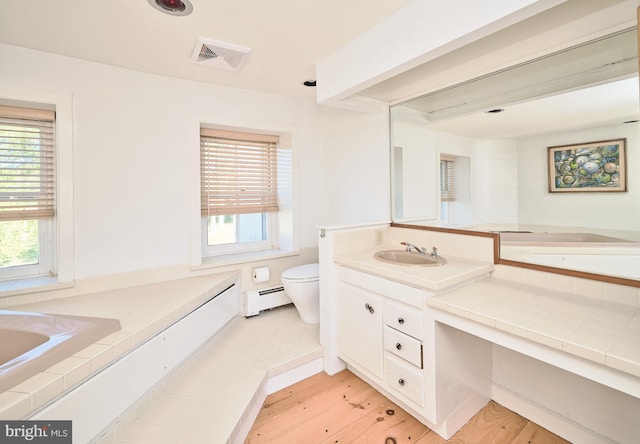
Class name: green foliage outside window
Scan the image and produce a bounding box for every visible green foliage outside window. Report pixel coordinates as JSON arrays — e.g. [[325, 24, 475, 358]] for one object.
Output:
[[0, 220, 38, 268]]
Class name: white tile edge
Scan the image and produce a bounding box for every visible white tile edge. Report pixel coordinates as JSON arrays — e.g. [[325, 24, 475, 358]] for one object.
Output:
[[230, 357, 324, 444]]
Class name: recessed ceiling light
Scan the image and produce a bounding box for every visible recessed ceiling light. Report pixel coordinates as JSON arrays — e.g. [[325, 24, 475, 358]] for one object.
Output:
[[303, 80, 317, 87], [148, 0, 193, 16], [485, 108, 504, 114]]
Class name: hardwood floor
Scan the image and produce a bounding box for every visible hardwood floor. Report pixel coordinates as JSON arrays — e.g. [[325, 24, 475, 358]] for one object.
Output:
[[246, 370, 570, 443]]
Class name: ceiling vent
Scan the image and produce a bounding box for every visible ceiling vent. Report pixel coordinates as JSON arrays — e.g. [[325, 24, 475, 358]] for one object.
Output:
[[191, 38, 251, 71]]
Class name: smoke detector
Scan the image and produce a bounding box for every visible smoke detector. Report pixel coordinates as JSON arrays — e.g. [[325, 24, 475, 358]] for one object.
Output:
[[191, 38, 251, 71], [147, 0, 193, 16]]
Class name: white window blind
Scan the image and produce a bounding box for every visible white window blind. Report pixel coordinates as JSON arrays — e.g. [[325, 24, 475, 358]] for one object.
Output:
[[440, 155, 456, 202], [200, 128, 279, 216], [0, 105, 56, 221]]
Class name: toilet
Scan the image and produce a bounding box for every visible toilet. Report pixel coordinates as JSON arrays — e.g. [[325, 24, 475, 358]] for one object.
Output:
[[281, 263, 320, 324]]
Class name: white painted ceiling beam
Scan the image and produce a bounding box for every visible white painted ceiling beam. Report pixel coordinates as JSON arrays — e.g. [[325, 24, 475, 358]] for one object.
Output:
[[315, 0, 568, 109]]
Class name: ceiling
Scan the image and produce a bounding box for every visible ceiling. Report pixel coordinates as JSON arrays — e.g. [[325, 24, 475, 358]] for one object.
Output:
[[422, 77, 639, 139], [0, 0, 414, 100], [392, 25, 640, 139], [2, 0, 638, 132]]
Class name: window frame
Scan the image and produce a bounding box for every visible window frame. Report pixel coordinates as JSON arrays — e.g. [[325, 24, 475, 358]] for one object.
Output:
[[0, 219, 55, 280], [0, 89, 74, 291], [440, 155, 456, 202], [0, 105, 56, 281], [200, 126, 280, 258], [189, 112, 300, 270], [201, 212, 277, 257], [439, 154, 456, 224]]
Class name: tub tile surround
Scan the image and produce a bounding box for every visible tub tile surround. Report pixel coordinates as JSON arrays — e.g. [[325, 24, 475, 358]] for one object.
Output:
[[0, 272, 240, 420], [111, 306, 321, 444], [0, 271, 322, 443], [0, 246, 319, 311]]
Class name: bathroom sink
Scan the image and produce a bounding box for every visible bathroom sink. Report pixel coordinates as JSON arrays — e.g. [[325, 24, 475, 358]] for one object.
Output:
[[374, 250, 447, 266]]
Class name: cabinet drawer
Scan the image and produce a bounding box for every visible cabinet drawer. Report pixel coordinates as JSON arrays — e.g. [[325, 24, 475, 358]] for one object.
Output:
[[384, 326, 422, 368], [385, 301, 423, 340], [386, 354, 424, 407]]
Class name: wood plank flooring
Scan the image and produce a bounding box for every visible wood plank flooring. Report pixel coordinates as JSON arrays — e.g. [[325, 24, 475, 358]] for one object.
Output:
[[246, 370, 570, 444]]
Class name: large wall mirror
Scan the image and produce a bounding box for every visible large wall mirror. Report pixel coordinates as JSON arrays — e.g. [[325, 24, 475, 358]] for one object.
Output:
[[389, 18, 639, 287]]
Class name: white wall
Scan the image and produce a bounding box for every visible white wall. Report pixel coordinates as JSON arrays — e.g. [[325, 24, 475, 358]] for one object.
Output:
[[392, 118, 639, 232], [317, 106, 391, 225], [393, 121, 439, 221], [472, 138, 519, 225], [391, 123, 519, 226], [0, 44, 390, 282], [517, 122, 639, 231]]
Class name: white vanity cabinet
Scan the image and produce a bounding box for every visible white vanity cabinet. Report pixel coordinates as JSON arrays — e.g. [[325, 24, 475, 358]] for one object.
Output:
[[336, 266, 432, 414], [335, 265, 491, 438]]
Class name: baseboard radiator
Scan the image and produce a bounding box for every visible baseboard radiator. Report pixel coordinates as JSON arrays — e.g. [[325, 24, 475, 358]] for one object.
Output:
[[244, 285, 292, 317]]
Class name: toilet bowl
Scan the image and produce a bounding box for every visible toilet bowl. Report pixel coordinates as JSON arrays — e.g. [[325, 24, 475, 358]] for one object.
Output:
[[281, 263, 320, 324]]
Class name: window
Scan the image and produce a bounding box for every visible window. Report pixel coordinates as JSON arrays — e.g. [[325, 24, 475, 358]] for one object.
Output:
[[0, 105, 56, 280], [200, 128, 280, 255], [440, 154, 456, 224], [440, 155, 456, 202]]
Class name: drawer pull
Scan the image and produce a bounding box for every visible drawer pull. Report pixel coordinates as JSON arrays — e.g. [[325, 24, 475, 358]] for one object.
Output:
[[398, 378, 405, 386], [395, 342, 402, 350], [397, 317, 405, 325], [364, 303, 375, 314]]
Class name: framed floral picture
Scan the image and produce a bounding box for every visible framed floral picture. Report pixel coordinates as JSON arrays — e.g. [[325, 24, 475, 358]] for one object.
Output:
[[548, 138, 627, 192]]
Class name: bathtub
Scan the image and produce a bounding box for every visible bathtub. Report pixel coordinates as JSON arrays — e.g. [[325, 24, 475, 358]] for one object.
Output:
[[526, 253, 640, 279], [499, 232, 639, 247], [0, 310, 121, 393], [499, 232, 640, 279]]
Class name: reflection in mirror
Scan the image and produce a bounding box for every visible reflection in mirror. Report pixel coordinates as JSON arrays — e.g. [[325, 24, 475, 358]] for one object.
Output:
[[390, 27, 640, 284]]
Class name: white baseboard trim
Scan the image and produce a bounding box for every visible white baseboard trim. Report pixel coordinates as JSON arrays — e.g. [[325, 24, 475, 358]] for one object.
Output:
[[266, 357, 324, 394]]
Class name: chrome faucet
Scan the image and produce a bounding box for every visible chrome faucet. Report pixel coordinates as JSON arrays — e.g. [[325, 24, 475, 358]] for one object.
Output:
[[400, 242, 439, 257], [400, 242, 427, 254]]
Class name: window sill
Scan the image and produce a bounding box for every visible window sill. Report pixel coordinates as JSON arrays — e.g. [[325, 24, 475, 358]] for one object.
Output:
[[193, 249, 299, 270], [0, 276, 75, 302]]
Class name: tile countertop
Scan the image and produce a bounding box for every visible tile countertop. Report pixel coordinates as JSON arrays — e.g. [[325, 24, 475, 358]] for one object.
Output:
[[428, 278, 640, 381], [334, 245, 494, 292], [0, 271, 239, 419]]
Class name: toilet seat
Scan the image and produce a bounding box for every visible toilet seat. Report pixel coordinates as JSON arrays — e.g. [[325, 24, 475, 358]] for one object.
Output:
[[282, 263, 319, 282]]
